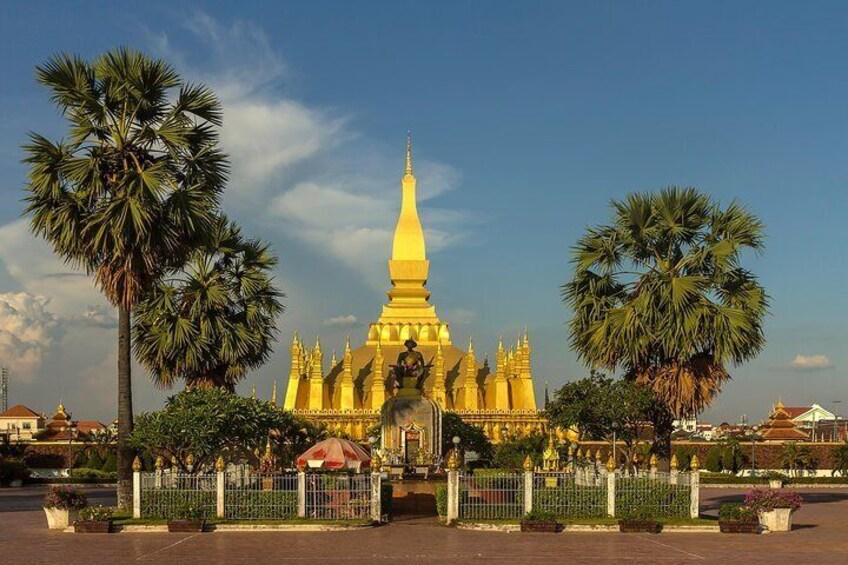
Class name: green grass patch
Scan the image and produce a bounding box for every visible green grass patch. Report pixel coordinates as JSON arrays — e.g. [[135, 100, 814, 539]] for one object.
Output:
[[456, 516, 716, 527]]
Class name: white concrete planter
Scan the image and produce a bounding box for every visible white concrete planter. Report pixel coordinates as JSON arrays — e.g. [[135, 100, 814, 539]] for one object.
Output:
[[758, 508, 794, 532], [768, 479, 783, 489], [43, 507, 79, 530]]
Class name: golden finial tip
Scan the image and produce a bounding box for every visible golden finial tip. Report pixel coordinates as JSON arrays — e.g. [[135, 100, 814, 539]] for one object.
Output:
[[216, 455, 225, 472], [606, 455, 616, 472], [132, 456, 142, 472], [670, 454, 679, 470], [690, 454, 700, 471], [649, 453, 658, 469], [155, 456, 164, 470], [523, 454, 534, 472], [404, 131, 413, 175]]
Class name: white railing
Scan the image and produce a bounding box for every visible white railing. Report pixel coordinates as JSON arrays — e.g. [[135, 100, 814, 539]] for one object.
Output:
[[134, 469, 381, 522], [447, 468, 699, 522]]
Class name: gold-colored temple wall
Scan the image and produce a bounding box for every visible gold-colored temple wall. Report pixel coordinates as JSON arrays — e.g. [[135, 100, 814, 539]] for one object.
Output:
[[292, 409, 546, 444]]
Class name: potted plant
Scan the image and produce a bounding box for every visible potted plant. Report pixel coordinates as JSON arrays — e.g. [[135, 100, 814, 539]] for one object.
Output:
[[167, 501, 207, 532], [744, 488, 803, 532], [764, 471, 786, 489], [74, 505, 114, 533], [618, 505, 661, 533], [718, 503, 759, 533], [520, 509, 560, 532], [43, 486, 87, 530]]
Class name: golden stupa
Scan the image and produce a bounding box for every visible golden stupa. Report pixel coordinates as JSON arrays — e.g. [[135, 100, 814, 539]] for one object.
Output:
[[282, 136, 544, 442]]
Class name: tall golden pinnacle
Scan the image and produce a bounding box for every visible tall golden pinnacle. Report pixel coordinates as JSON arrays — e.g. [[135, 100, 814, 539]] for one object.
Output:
[[405, 130, 413, 176]]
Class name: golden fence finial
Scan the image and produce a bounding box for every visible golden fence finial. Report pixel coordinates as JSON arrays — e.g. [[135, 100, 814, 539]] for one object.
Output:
[[155, 455, 164, 470], [371, 450, 383, 471], [132, 456, 142, 472], [690, 454, 700, 471], [216, 455, 226, 472], [523, 455, 534, 472], [185, 453, 195, 470], [447, 449, 460, 471], [670, 454, 679, 470], [595, 448, 602, 462], [649, 454, 658, 469], [606, 455, 616, 473]]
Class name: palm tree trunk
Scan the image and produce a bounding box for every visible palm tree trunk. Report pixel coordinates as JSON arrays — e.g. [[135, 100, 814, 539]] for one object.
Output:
[[116, 306, 134, 509]]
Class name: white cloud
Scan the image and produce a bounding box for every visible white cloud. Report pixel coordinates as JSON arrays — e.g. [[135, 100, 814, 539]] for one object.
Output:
[[0, 292, 62, 381], [70, 305, 118, 329], [323, 315, 359, 328], [151, 13, 469, 287], [790, 354, 834, 371]]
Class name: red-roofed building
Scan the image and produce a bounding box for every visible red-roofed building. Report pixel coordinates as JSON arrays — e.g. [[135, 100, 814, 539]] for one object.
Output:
[[0, 404, 45, 441], [759, 401, 810, 441]]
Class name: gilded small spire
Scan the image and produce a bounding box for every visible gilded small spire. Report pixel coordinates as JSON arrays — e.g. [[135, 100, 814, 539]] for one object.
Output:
[[405, 131, 413, 175], [670, 454, 679, 470], [132, 456, 142, 472], [251, 385, 256, 399], [270, 380, 277, 406]]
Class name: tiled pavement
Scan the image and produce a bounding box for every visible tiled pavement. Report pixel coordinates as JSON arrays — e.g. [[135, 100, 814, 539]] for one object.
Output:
[[3, 486, 848, 564]]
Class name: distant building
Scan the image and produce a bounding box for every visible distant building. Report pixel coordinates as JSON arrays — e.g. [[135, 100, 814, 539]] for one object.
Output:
[[0, 404, 45, 441], [34, 403, 108, 442], [758, 401, 810, 442], [779, 404, 836, 441], [672, 418, 697, 434]]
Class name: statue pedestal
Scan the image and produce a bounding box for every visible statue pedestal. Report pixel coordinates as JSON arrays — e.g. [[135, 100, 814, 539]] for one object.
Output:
[[380, 390, 442, 467]]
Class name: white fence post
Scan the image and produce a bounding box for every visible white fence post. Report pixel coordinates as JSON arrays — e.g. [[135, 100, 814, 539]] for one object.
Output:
[[447, 469, 460, 523], [606, 468, 616, 517], [689, 471, 700, 519], [524, 470, 533, 515], [371, 471, 382, 522], [132, 457, 141, 519], [216, 457, 226, 519], [297, 470, 306, 518]]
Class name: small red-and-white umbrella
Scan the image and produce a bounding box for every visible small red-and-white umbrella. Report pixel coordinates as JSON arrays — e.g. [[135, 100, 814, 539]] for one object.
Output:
[[296, 438, 371, 471]]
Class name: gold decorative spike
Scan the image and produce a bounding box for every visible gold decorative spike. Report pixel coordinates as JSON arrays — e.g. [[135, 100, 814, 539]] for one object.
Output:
[[132, 456, 142, 472], [523, 455, 534, 472], [155, 456, 164, 470], [216, 456, 225, 472], [270, 380, 277, 406], [595, 448, 602, 462], [405, 131, 413, 175], [690, 454, 700, 471], [606, 455, 616, 473], [185, 453, 195, 470], [251, 385, 256, 399], [649, 454, 658, 469], [447, 449, 460, 471], [670, 454, 679, 470]]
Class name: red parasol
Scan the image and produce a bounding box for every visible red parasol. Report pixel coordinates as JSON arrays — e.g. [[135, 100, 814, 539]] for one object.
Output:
[[296, 438, 371, 471]]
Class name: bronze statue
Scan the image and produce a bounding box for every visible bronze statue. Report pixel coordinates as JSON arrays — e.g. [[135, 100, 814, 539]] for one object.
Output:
[[393, 339, 426, 390]]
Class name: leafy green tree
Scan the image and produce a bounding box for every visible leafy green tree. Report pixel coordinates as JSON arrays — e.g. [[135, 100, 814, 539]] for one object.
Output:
[[705, 446, 723, 473], [24, 49, 226, 506], [831, 442, 848, 477], [781, 442, 813, 477], [719, 437, 747, 474], [673, 445, 695, 470], [562, 188, 768, 456], [441, 412, 494, 463], [86, 451, 105, 470], [493, 433, 547, 471], [134, 217, 283, 390], [130, 387, 297, 472], [101, 452, 118, 473], [545, 372, 665, 464]]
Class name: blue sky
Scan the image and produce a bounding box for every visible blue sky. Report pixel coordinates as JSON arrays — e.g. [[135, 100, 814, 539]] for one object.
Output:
[[0, 1, 846, 424]]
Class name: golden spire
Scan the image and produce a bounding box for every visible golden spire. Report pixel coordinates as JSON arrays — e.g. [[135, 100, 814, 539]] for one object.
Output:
[[331, 350, 337, 368], [270, 380, 277, 406], [405, 131, 413, 176], [251, 385, 256, 399]]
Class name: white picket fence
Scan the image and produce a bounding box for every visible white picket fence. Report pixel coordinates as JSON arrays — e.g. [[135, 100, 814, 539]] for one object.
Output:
[[133, 469, 381, 521], [446, 468, 699, 522]]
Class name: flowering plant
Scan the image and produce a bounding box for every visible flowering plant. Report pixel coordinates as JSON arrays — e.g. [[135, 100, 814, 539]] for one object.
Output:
[[79, 505, 113, 522], [744, 488, 803, 512], [43, 486, 88, 510]]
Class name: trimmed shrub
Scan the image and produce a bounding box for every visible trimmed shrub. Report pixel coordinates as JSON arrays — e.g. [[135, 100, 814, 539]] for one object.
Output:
[[224, 490, 297, 519], [0, 458, 30, 485], [436, 485, 447, 517], [86, 451, 104, 470], [141, 490, 216, 519], [70, 468, 117, 480], [705, 446, 723, 473], [101, 453, 117, 473]]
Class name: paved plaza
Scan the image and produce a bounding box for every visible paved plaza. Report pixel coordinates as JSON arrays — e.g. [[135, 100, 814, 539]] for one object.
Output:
[[2, 487, 848, 564]]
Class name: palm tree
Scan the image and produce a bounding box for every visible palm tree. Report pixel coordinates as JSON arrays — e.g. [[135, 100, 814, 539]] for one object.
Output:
[[563, 188, 768, 457], [133, 216, 283, 390], [24, 49, 226, 507]]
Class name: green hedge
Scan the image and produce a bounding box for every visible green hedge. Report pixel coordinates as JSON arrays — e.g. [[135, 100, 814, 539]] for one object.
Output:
[[70, 467, 117, 480], [436, 485, 447, 517], [224, 490, 297, 519], [0, 459, 29, 485], [616, 478, 690, 518], [532, 484, 607, 518], [140, 490, 216, 519]]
